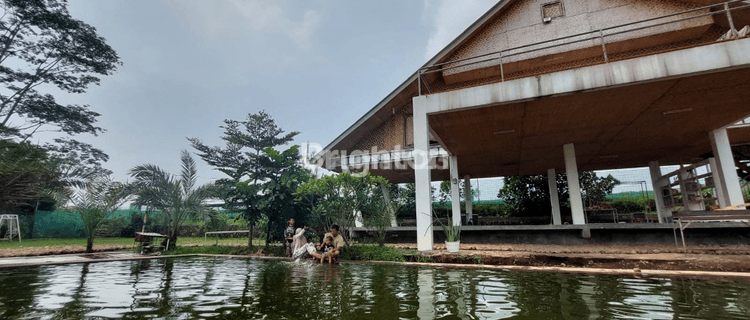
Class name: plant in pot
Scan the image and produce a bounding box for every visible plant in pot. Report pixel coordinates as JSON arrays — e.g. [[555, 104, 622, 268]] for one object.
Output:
[[425, 210, 461, 253], [442, 223, 461, 253]]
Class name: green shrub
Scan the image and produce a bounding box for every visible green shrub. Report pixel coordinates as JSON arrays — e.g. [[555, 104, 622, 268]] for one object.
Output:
[[610, 196, 653, 214], [340, 245, 406, 262]]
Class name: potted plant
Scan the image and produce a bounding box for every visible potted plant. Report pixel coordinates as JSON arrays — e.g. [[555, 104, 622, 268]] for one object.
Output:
[[443, 224, 461, 253], [430, 210, 461, 253], [420, 210, 462, 252]]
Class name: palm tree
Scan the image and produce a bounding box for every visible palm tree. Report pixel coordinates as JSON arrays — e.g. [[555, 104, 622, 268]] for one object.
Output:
[[68, 176, 129, 253], [129, 150, 214, 247]]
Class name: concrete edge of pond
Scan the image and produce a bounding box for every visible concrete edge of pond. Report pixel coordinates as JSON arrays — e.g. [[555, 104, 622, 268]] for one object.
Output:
[[0, 252, 286, 269], [357, 260, 750, 281], [1, 252, 748, 281]]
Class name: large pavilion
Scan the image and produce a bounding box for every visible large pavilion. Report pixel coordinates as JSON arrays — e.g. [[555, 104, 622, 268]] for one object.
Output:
[[314, 0, 750, 250]]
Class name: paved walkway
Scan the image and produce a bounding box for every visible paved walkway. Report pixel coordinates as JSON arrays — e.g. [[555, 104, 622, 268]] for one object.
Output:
[[0, 251, 146, 268]]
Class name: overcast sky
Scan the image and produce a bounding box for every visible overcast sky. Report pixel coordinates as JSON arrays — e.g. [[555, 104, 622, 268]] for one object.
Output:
[[33, 0, 499, 185]]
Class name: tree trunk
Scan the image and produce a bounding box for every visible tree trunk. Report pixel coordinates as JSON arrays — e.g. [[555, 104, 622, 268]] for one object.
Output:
[[28, 199, 40, 239], [141, 209, 148, 233], [86, 237, 94, 253], [168, 235, 177, 250], [248, 223, 254, 248], [265, 221, 272, 247]]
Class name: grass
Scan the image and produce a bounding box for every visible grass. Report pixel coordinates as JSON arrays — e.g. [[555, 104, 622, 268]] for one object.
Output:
[[341, 244, 411, 262], [162, 243, 285, 256], [0, 237, 266, 249]]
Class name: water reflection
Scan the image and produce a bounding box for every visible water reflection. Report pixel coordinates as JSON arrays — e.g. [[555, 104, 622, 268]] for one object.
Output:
[[0, 257, 748, 319]]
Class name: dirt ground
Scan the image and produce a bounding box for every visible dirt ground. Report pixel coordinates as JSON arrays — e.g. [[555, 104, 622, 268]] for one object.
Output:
[[391, 243, 750, 273]]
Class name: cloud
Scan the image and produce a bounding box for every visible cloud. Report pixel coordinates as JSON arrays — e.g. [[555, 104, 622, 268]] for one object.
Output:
[[423, 0, 497, 61], [164, 0, 320, 49]]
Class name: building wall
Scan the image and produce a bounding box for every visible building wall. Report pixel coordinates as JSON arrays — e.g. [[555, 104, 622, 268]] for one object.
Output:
[[444, 0, 713, 76], [350, 103, 412, 153], [349, 0, 718, 154]]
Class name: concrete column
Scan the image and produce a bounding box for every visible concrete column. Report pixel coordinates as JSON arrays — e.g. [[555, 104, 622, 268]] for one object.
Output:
[[709, 157, 729, 208], [414, 98, 433, 251], [341, 154, 349, 173], [547, 168, 562, 225], [710, 128, 745, 207], [564, 143, 586, 225], [464, 175, 473, 224], [449, 156, 461, 226], [678, 166, 691, 210], [648, 161, 669, 223]]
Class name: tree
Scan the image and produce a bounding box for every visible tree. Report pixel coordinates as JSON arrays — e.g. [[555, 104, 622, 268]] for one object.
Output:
[[129, 150, 214, 247], [0, 0, 120, 142], [0, 138, 53, 210], [362, 185, 400, 246], [497, 171, 619, 219], [241, 145, 311, 246], [188, 110, 299, 246], [68, 175, 128, 253], [188, 110, 299, 182], [297, 172, 389, 244], [438, 179, 465, 205]]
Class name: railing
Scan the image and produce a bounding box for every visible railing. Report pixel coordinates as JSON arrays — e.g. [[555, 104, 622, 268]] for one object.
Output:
[[417, 0, 750, 95], [330, 146, 448, 169]]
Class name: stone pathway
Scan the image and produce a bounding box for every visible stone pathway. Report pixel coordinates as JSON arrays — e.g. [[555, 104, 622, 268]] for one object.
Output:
[[0, 251, 144, 268]]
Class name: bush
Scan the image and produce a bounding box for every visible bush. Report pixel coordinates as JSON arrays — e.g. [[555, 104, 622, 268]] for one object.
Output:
[[472, 203, 507, 217], [610, 196, 653, 214], [340, 245, 406, 262]]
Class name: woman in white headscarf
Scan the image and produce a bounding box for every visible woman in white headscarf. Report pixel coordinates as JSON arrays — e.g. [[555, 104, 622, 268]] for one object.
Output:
[[291, 225, 315, 260]]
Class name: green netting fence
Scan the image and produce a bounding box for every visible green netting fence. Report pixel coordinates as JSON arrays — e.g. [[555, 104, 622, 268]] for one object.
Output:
[[31, 208, 153, 239]]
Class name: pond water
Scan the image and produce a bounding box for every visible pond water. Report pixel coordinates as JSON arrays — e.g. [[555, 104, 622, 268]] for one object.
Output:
[[0, 257, 748, 319]]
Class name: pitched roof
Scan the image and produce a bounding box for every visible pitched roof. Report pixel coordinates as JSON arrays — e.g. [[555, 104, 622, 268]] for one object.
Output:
[[314, 0, 515, 163]]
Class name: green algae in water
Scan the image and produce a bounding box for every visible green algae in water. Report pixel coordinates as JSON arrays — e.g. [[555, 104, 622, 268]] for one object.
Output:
[[0, 257, 748, 319]]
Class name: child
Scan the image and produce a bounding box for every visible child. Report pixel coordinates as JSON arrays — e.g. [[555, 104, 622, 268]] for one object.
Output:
[[317, 236, 336, 264]]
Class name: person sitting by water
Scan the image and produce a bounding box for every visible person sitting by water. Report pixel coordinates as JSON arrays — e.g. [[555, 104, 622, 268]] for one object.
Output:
[[310, 225, 344, 263], [317, 235, 337, 264], [284, 218, 295, 257], [291, 224, 313, 260]]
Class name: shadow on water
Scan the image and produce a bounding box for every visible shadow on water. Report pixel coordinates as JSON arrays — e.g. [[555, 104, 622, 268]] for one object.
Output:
[[0, 257, 749, 319]]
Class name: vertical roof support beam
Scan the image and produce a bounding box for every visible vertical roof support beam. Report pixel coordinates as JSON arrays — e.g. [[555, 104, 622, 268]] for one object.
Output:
[[449, 156, 462, 226], [548, 168, 562, 226], [464, 175, 473, 225], [413, 96, 434, 251], [710, 128, 745, 207], [709, 157, 729, 208], [564, 143, 586, 225], [648, 161, 669, 223]]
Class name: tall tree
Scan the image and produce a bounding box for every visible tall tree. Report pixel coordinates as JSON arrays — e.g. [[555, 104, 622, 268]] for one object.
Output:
[[188, 110, 299, 182], [241, 145, 310, 245], [129, 150, 214, 247], [68, 175, 128, 253], [0, 138, 54, 210], [188, 110, 299, 246], [0, 0, 121, 139]]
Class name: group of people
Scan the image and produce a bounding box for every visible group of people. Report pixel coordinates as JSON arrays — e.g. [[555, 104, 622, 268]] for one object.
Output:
[[284, 218, 344, 264]]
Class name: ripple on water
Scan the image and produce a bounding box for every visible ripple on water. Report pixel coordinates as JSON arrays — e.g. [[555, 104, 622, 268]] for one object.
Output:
[[0, 257, 749, 319]]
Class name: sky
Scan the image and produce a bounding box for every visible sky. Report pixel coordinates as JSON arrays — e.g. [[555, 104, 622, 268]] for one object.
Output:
[[29, 0, 500, 186]]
